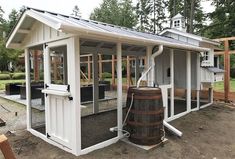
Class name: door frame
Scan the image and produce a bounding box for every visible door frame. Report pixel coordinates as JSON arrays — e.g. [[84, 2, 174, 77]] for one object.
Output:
[[44, 39, 71, 148]]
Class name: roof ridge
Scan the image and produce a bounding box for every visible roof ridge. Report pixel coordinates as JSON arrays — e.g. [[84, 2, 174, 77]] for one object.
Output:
[[25, 6, 164, 38]]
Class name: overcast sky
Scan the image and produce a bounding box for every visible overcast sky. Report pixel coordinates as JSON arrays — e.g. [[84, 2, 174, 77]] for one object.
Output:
[[0, 0, 214, 20]]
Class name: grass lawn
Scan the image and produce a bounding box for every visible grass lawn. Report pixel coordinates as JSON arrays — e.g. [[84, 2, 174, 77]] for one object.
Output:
[[214, 78, 235, 92], [0, 80, 25, 90]]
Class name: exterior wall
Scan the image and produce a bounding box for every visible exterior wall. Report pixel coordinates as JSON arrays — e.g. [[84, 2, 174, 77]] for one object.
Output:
[[191, 52, 198, 90], [22, 21, 70, 47], [155, 49, 197, 89], [200, 68, 214, 83], [174, 50, 187, 89], [155, 49, 170, 85]]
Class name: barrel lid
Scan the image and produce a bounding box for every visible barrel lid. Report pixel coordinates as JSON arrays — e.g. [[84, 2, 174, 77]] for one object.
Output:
[[130, 87, 160, 91], [128, 87, 161, 94]]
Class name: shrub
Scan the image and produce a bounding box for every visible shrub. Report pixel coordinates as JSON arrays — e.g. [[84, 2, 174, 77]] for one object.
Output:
[[12, 72, 25, 79], [0, 74, 11, 80], [102, 72, 112, 78]]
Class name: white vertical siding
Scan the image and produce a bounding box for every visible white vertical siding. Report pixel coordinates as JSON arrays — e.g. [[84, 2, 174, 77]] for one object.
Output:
[[23, 21, 71, 47]]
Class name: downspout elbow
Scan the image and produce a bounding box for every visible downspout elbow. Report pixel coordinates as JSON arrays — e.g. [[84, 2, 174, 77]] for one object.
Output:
[[151, 45, 163, 64]]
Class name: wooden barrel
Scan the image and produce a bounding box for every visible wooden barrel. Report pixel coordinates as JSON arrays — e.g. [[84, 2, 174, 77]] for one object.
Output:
[[126, 87, 164, 145]]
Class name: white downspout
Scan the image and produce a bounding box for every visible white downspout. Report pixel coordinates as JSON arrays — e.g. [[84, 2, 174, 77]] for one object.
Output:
[[137, 45, 163, 88]]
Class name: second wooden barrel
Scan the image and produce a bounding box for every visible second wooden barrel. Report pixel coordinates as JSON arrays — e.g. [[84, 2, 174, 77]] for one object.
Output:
[[126, 87, 164, 145]]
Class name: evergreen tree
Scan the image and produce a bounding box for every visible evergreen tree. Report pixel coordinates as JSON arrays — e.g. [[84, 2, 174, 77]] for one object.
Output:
[[72, 5, 81, 18], [119, 0, 137, 28], [90, 0, 137, 28], [0, 7, 22, 71], [150, 0, 167, 33], [203, 0, 235, 39], [90, 0, 121, 25], [167, 0, 205, 34], [136, 0, 151, 32], [5, 9, 21, 36]]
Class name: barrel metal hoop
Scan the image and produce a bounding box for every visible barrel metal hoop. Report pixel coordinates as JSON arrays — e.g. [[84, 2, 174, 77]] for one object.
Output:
[[127, 94, 162, 100], [130, 108, 164, 115], [127, 120, 163, 127]]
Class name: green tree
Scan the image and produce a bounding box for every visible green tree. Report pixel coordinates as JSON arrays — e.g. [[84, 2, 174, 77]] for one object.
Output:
[[90, 0, 137, 28], [150, 0, 167, 33], [119, 0, 137, 28], [0, 7, 22, 71], [136, 0, 152, 32], [203, 0, 235, 39], [90, 0, 121, 26], [167, 0, 205, 33], [5, 9, 21, 36]]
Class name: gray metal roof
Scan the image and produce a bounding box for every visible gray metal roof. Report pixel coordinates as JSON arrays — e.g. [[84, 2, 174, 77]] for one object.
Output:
[[6, 7, 210, 52], [207, 67, 225, 73]]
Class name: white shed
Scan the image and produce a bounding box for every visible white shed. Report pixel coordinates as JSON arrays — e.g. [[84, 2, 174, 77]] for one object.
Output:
[[6, 7, 215, 156]]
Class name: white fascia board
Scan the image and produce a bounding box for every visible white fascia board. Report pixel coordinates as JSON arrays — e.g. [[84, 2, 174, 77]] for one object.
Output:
[[27, 10, 60, 30], [160, 29, 220, 46], [6, 13, 27, 48], [58, 23, 210, 52], [202, 38, 221, 46], [6, 10, 60, 49], [160, 29, 202, 41]]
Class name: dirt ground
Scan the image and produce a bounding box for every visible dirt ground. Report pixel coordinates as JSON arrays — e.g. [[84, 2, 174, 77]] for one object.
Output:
[[1, 97, 235, 159]]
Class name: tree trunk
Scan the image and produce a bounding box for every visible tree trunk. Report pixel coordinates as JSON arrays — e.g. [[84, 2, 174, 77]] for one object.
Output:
[[189, 0, 195, 33]]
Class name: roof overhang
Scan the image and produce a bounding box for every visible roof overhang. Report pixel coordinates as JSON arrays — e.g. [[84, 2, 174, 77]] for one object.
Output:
[[7, 8, 210, 53], [6, 10, 61, 48], [160, 29, 220, 46]]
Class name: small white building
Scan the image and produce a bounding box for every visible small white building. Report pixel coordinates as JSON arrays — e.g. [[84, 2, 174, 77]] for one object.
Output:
[[6, 8, 220, 156], [160, 13, 224, 85]]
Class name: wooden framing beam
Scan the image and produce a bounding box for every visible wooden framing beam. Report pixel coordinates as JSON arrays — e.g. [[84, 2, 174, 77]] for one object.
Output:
[[224, 40, 230, 102], [126, 56, 131, 87], [186, 51, 191, 112], [80, 46, 145, 56], [214, 36, 235, 41], [135, 56, 140, 85], [93, 53, 99, 113], [117, 42, 122, 137], [87, 56, 91, 82], [214, 50, 235, 55], [98, 54, 102, 80], [33, 50, 40, 81], [0, 135, 16, 159], [112, 55, 115, 87]]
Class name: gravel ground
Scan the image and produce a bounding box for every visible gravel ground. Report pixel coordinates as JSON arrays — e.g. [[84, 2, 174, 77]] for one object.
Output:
[[0, 98, 235, 159]]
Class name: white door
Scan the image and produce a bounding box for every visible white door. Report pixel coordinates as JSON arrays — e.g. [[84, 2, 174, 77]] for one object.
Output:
[[43, 39, 72, 149]]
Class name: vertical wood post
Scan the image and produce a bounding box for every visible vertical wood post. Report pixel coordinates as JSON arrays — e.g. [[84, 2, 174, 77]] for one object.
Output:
[[170, 49, 174, 117], [224, 40, 230, 102], [112, 55, 115, 87], [53, 57, 58, 81], [0, 135, 16, 159], [98, 54, 102, 80], [33, 50, 39, 81], [88, 55, 91, 83], [69, 37, 81, 155], [135, 56, 140, 85], [25, 48, 31, 130], [117, 42, 123, 137], [126, 56, 131, 87], [186, 51, 191, 112], [93, 53, 99, 114], [196, 52, 201, 110]]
